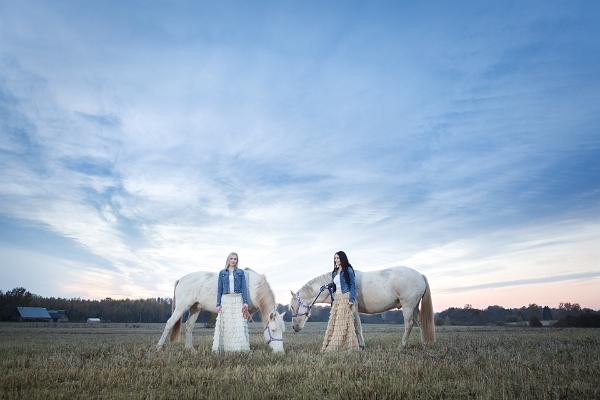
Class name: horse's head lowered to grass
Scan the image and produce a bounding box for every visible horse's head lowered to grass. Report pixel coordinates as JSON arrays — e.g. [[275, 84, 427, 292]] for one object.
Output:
[[289, 290, 311, 332], [263, 310, 286, 353], [289, 273, 334, 333]]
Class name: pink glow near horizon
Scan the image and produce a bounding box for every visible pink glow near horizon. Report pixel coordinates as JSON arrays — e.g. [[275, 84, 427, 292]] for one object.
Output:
[[434, 279, 600, 311]]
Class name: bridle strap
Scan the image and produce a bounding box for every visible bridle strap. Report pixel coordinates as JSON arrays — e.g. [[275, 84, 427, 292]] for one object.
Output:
[[264, 324, 283, 345], [291, 296, 307, 318], [292, 290, 320, 317], [292, 284, 333, 318]]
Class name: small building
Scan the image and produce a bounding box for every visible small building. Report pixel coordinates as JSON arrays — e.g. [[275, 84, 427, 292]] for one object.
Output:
[[16, 307, 52, 321], [541, 320, 558, 327], [48, 310, 68, 322], [87, 318, 101, 323]]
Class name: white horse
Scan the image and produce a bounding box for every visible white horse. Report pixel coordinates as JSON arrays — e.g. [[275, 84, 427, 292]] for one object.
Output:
[[157, 268, 285, 353], [289, 266, 435, 348]]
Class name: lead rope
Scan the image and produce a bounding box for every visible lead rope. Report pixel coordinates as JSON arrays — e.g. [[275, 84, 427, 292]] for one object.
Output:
[[292, 283, 335, 317]]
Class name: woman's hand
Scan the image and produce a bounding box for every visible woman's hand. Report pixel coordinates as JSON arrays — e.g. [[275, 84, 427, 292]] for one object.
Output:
[[242, 304, 250, 320], [216, 306, 222, 314]]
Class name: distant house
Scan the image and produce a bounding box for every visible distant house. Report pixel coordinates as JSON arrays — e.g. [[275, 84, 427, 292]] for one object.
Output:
[[16, 307, 52, 321], [87, 318, 101, 323], [506, 321, 529, 327], [48, 310, 68, 322]]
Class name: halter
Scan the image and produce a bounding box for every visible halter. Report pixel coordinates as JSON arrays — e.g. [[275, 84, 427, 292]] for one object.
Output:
[[264, 324, 283, 345], [248, 311, 284, 346], [292, 284, 334, 318]]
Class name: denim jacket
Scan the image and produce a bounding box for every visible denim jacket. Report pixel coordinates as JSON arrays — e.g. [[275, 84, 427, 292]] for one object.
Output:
[[331, 266, 356, 304], [216, 268, 249, 307]]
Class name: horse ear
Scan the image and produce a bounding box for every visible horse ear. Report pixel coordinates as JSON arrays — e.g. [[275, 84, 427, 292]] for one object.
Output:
[[290, 290, 295, 297], [279, 312, 285, 319]]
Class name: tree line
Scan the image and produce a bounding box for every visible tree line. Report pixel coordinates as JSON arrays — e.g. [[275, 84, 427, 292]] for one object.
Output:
[[2, 287, 598, 327], [435, 302, 600, 327], [0, 287, 174, 323]]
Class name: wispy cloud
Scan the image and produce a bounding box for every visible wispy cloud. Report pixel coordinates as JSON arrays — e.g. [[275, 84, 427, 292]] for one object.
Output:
[[441, 271, 600, 293]]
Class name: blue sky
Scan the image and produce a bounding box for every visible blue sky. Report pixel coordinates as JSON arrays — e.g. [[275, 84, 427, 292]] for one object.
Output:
[[1, 1, 599, 309]]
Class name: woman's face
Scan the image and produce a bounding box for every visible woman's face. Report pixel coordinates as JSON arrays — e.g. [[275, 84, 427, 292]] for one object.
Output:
[[228, 254, 238, 267], [334, 254, 341, 267]]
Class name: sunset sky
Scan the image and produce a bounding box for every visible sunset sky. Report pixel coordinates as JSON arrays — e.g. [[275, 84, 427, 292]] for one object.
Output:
[[1, 1, 599, 310]]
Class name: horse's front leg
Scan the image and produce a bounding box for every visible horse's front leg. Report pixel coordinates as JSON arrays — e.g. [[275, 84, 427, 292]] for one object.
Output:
[[353, 306, 365, 349]]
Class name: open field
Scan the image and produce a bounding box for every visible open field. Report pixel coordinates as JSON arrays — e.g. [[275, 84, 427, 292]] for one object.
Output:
[[1, 322, 598, 399]]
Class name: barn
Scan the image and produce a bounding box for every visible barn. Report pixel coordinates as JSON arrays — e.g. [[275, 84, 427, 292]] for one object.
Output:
[[16, 307, 52, 321], [48, 310, 68, 322]]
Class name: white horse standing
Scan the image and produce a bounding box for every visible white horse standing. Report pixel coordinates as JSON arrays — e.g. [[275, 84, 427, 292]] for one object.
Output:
[[290, 266, 435, 348], [157, 268, 285, 353]]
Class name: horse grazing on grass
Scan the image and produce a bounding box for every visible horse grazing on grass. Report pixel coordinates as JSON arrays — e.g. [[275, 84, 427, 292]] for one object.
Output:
[[289, 266, 435, 348], [157, 268, 285, 353]]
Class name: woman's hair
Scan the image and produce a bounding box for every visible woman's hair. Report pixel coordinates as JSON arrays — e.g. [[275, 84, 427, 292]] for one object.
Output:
[[332, 251, 352, 284], [225, 252, 239, 269]]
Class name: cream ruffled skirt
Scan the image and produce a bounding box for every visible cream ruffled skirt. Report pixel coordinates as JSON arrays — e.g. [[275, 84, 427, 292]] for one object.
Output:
[[321, 291, 359, 352], [212, 293, 250, 352]]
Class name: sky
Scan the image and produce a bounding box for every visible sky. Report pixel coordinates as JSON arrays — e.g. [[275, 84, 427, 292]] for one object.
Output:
[[1, 1, 599, 311]]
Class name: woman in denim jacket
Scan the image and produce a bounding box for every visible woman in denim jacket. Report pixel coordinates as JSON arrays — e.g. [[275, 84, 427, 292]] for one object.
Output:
[[212, 252, 251, 352], [321, 251, 359, 352]]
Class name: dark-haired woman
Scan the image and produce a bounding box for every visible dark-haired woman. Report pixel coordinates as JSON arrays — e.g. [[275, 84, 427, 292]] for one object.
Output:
[[212, 252, 251, 352], [321, 251, 359, 352]]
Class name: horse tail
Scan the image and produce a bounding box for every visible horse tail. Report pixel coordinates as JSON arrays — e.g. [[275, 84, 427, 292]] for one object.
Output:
[[170, 279, 182, 342], [418, 275, 436, 345]]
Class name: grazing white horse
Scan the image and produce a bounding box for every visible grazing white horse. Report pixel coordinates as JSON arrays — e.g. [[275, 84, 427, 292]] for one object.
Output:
[[157, 268, 285, 353], [290, 266, 435, 348]]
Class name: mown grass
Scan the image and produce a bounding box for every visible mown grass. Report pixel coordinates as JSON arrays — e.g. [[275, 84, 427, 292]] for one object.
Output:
[[0, 322, 598, 399]]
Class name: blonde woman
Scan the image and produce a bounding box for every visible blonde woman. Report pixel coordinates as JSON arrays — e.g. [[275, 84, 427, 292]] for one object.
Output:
[[321, 251, 359, 352], [212, 252, 251, 352]]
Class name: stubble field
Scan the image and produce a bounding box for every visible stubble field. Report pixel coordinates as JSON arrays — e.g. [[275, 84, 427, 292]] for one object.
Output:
[[0, 322, 598, 399]]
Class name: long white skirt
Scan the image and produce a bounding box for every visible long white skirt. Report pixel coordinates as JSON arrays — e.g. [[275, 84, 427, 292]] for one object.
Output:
[[212, 293, 250, 352]]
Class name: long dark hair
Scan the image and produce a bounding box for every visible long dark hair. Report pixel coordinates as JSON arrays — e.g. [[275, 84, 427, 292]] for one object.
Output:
[[332, 251, 352, 284]]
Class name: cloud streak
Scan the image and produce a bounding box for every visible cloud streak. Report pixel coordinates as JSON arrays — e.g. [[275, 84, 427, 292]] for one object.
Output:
[[441, 271, 600, 294]]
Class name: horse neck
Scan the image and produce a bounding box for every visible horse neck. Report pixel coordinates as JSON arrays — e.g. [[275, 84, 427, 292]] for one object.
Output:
[[258, 298, 276, 323], [300, 273, 331, 303], [253, 276, 277, 324]]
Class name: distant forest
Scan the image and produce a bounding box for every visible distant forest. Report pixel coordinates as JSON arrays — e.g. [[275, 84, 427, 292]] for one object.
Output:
[[2, 287, 599, 327]]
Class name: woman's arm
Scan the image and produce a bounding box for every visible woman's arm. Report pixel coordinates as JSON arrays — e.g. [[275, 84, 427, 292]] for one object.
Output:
[[240, 270, 249, 306], [216, 272, 223, 307], [348, 267, 356, 305]]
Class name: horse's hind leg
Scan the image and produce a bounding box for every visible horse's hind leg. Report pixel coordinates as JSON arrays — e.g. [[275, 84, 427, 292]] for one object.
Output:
[[185, 303, 201, 351], [400, 306, 415, 348], [413, 306, 420, 325], [156, 305, 187, 350]]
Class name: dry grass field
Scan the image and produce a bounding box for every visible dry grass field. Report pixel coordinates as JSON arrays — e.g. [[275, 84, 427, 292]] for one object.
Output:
[[0, 322, 598, 399]]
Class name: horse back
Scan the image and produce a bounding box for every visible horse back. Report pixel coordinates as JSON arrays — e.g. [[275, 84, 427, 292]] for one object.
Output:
[[174, 269, 267, 314], [175, 271, 218, 311], [356, 266, 427, 313]]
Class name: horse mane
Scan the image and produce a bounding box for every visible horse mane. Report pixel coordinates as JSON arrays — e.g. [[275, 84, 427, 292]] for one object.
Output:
[[300, 272, 331, 298], [245, 268, 276, 318]]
